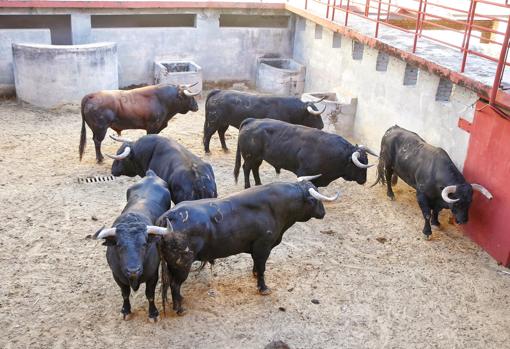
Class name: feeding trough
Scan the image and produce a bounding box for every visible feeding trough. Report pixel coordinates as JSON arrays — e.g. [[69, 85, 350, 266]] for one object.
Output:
[[256, 58, 305, 96], [301, 92, 357, 137], [154, 60, 202, 95]]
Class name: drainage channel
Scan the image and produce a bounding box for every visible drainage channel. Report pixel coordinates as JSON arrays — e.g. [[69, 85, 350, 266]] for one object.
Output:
[[78, 175, 116, 184]]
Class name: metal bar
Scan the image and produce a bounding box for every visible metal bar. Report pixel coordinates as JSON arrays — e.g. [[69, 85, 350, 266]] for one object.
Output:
[[490, 18, 510, 105], [327, 0, 331, 18], [365, 0, 370, 16], [461, 0, 477, 73], [386, 0, 391, 22], [419, 0, 427, 36], [332, 0, 337, 21], [412, 0, 424, 53], [305, 0, 308, 10], [375, 0, 382, 38], [345, 0, 350, 26]]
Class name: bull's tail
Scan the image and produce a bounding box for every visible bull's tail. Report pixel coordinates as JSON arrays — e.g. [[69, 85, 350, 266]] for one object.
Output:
[[158, 243, 169, 316], [233, 137, 242, 184], [371, 157, 386, 188], [79, 97, 89, 161]]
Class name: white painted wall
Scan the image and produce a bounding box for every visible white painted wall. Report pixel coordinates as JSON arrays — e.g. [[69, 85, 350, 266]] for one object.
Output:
[[0, 29, 51, 94], [90, 10, 294, 87], [293, 18, 478, 169]]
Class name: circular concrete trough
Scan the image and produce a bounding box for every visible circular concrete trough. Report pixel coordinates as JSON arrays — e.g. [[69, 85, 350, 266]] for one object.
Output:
[[12, 42, 118, 108]]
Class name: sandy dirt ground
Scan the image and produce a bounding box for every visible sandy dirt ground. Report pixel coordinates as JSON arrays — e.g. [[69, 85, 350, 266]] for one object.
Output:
[[0, 96, 509, 349]]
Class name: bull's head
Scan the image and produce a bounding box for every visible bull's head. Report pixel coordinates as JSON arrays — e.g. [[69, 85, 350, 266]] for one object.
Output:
[[178, 83, 200, 113], [93, 222, 166, 291], [441, 183, 493, 224], [302, 97, 326, 130], [346, 145, 378, 185], [107, 135, 139, 177], [296, 175, 340, 220]]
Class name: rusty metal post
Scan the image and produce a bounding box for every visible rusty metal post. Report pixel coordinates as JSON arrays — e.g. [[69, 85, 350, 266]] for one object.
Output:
[[327, 0, 331, 18], [490, 15, 510, 105], [386, 0, 392, 22], [305, 0, 308, 10], [345, 0, 351, 26], [412, 0, 424, 53], [375, 0, 383, 38], [419, 0, 428, 36], [365, 0, 371, 16], [461, 0, 478, 73], [332, 0, 337, 21]]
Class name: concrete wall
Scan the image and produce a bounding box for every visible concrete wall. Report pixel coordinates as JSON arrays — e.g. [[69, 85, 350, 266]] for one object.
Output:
[[13, 42, 118, 108], [90, 10, 294, 87], [293, 18, 478, 169], [0, 29, 51, 95]]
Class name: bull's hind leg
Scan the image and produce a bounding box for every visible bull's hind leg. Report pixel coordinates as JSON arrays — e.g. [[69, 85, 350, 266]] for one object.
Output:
[[243, 161, 252, 189], [203, 121, 217, 153], [92, 128, 107, 164], [385, 166, 396, 200], [217, 125, 229, 152], [251, 241, 272, 295], [252, 160, 263, 186], [145, 273, 159, 322], [416, 192, 432, 239]]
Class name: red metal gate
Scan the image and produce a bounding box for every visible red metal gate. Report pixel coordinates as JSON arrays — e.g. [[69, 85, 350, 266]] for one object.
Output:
[[462, 101, 510, 267]]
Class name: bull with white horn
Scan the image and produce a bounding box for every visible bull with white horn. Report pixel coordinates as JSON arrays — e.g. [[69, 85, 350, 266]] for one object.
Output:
[[90, 170, 171, 322], [234, 118, 378, 188], [374, 125, 493, 239], [155, 179, 339, 315]]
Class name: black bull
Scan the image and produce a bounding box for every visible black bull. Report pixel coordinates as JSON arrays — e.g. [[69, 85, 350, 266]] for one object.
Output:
[[373, 125, 493, 237], [79, 83, 199, 164], [234, 118, 378, 188], [107, 134, 218, 204], [155, 179, 339, 315], [91, 170, 171, 321], [202, 89, 327, 153]]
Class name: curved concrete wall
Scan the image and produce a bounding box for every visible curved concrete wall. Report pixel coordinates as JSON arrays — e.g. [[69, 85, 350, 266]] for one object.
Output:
[[12, 42, 118, 108]]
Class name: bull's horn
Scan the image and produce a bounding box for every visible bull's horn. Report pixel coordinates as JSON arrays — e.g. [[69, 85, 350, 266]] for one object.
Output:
[[94, 227, 117, 239], [308, 188, 340, 202], [358, 145, 379, 157], [306, 104, 326, 115], [110, 134, 132, 143], [105, 146, 131, 160], [471, 184, 493, 200], [297, 174, 322, 182], [351, 151, 374, 169], [146, 226, 168, 236], [441, 185, 459, 203], [183, 89, 200, 97], [181, 82, 199, 89]]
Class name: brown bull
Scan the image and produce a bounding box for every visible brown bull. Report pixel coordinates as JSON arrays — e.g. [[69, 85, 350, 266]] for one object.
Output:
[[79, 83, 199, 163]]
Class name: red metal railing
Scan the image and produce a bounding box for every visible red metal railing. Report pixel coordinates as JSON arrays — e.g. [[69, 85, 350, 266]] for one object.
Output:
[[302, 0, 510, 106]]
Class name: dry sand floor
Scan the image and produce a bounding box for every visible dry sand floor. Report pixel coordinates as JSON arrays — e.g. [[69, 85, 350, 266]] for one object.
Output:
[[0, 97, 509, 349]]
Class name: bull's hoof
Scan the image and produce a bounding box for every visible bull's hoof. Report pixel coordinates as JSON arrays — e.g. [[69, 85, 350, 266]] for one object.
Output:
[[176, 308, 187, 316], [222, 148, 229, 153], [258, 287, 272, 296], [97, 158, 104, 165], [424, 234, 432, 241], [252, 271, 258, 278], [120, 312, 132, 321], [431, 223, 440, 230], [148, 315, 159, 323]]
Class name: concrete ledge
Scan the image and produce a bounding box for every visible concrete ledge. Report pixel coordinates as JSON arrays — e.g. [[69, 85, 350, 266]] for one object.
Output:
[[12, 42, 118, 107]]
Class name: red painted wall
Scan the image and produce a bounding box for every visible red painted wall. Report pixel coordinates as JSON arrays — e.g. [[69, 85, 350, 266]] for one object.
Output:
[[462, 101, 510, 267]]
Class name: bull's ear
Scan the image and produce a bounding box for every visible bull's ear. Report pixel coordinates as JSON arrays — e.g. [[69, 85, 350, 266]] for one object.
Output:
[[102, 237, 116, 246]]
